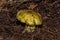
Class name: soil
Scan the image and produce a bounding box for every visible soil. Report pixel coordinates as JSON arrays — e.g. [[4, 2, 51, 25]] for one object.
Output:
[[0, 0, 60, 40]]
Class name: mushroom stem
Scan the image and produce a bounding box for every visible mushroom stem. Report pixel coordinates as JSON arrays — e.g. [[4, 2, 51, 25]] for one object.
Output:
[[22, 25, 35, 33]]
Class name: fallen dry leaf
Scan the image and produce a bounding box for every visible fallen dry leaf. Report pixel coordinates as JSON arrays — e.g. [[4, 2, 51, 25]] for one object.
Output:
[[0, 8, 8, 12], [0, 0, 4, 6], [28, 3, 37, 9]]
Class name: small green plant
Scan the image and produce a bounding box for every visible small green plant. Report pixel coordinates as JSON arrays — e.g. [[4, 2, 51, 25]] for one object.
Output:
[[16, 10, 42, 33]]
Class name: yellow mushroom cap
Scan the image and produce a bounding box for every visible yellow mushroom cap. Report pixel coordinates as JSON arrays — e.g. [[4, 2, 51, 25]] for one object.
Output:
[[16, 10, 42, 26]]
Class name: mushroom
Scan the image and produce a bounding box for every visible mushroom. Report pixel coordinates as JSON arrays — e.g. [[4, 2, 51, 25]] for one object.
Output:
[[16, 10, 42, 33]]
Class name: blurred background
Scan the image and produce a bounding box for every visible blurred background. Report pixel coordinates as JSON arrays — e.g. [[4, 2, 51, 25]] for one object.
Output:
[[0, 0, 60, 40]]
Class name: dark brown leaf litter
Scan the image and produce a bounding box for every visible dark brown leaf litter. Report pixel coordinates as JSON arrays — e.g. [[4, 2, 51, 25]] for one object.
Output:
[[0, 0, 60, 40]]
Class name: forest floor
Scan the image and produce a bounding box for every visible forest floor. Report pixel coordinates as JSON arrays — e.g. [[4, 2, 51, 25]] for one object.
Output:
[[0, 0, 60, 40]]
